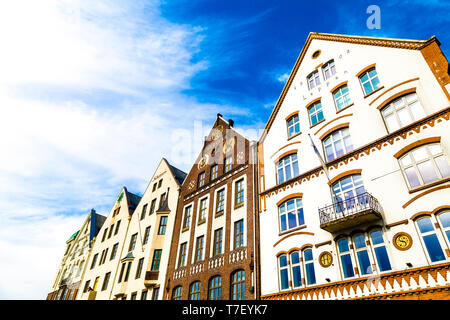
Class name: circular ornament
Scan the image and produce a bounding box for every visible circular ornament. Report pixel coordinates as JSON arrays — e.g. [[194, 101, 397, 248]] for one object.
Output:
[[393, 232, 413, 251], [197, 154, 209, 169], [319, 251, 333, 268]]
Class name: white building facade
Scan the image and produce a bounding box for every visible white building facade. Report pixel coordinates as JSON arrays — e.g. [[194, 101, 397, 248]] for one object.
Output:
[[258, 33, 450, 300]]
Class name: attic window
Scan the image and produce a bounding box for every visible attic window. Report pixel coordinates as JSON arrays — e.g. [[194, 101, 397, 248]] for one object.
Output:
[[312, 50, 321, 59]]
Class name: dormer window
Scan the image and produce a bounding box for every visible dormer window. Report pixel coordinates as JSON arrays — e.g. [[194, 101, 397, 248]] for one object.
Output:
[[307, 70, 320, 89]]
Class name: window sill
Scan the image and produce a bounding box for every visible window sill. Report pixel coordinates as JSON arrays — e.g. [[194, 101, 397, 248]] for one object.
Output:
[[363, 86, 384, 99], [335, 103, 354, 114], [181, 227, 190, 233], [408, 177, 450, 194], [215, 210, 224, 218], [278, 224, 307, 237], [234, 202, 244, 210], [197, 219, 206, 226], [310, 119, 326, 129], [287, 131, 302, 141]]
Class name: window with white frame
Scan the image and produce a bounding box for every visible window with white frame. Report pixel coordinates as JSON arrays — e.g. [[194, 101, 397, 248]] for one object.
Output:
[[286, 114, 300, 138], [369, 229, 392, 272], [277, 248, 316, 291], [307, 70, 320, 89], [337, 238, 355, 279], [359, 67, 381, 95], [331, 174, 366, 212], [277, 254, 289, 290], [308, 101, 324, 126], [381, 93, 426, 133], [437, 210, 450, 246], [182, 205, 192, 230], [323, 127, 353, 162], [303, 248, 316, 285], [276, 153, 299, 184], [399, 143, 450, 189], [415, 216, 447, 263], [278, 198, 305, 232], [198, 198, 208, 223], [333, 84, 352, 111], [322, 60, 336, 80]]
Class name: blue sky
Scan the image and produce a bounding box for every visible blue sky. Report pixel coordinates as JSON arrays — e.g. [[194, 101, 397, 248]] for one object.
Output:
[[0, 0, 447, 299]]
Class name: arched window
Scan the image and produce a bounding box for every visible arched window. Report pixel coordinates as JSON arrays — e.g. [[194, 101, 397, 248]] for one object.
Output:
[[277, 153, 299, 184], [303, 248, 316, 285], [437, 210, 450, 246], [230, 270, 245, 300], [381, 93, 426, 133], [331, 174, 366, 212], [359, 67, 381, 95], [277, 254, 290, 290], [369, 229, 392, 272], [337, 238, 355, 279], [208, 276, 222, 300], [353, 233, 373, 275], [308, 101, 324, 126], [323, 127, 353, 162], [399, 143, 450, 189], [286, 114, 300, 138], [415, 216, 446, 263], [189, 281, 201, 300], [290, 251, 302, 288], [333, 84, 352, 111], [322, 60, 336, 80], [278, 198, 304, 232], [276, 248, 316, 291], [172, 286, 183, 300], [307, 70, 320, 89]]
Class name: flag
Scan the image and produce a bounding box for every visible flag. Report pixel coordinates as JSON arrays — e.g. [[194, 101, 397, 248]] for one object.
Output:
[[308, 133, 330, 181]]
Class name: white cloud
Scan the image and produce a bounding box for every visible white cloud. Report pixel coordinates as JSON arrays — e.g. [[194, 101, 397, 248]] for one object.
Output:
[[277, 73, 290, 83]]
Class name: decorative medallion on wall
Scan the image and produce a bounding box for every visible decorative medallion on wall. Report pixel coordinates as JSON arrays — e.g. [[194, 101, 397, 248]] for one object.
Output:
[[237, 151, 244, 164], [319, 251, 333, 268], [188, 180, 196, 190], [197, 154, 209, 170], [223, 138, 235, 154], [312, 49, 321, 59], [393, 232, 413, 251]]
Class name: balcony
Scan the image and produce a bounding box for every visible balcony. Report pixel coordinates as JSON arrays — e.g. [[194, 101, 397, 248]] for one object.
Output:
[[144, 270, 159, 287], [319, 192, 383, 233]]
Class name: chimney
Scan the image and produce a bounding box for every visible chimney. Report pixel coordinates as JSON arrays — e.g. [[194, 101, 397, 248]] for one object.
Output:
[[217, 113, 222, 118], [228, 119, 234, 127]]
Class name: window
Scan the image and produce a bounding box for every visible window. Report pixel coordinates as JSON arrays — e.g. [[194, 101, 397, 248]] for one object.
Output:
[[124, 261, 132, 282], [369, 229, 392, 272], [114, 220, 121, 235], [128, 233, 138, 252], [158, 179, 163, 188], [208, 276, 222, 300], [231, 270, 245, 300], [149, 199, 156, 215], [198, 172, 206, 188], [234, 219, 244, 249], [322, 60, 336, 80], [331, 174, 366, 212], [118, 263, 126, 283], [437, 211, 450, 245], [151, 249, 162, 271], [158, 216, 168, 235], [286, 114, 300, 138], [101, 272, 111, 291], [353, 234, 373, 275], [198, 198, 208, 223], [182, 206, 192, 230], [216, 189, 225, 214], [303, 248, 316, 285], [323, 127, 353, 162], [140, 204, 148, 220], [159, 193, 166, 207], [130, 292, 137, 300], [399, 143, 450, 189], [307, 70, 320, 89], [152, 183, 157, 192], [189, 281, 201, 300], [101, 248, 109, 265], [211, 164, 219, 180], [277, 153, 299, 184], [92, 277, 99, 291], [172, 286, 182, 300], [278, 198, 305, 232], [178, 242, 187, 268], [101, 229, 108, 242], [333, 85, 352, 111], [143, 226, 151, 245], [290, 251, 302, 288], [277, 248, 316, 291], [308, 101, 324, 126], [152, 287, 159, 300], [141, 290, 148, 300], [359, 67, 381, 95], [108, 224, 114, 239], [278, 254, 289, 290], [416, 216, 446, 263], [235, 179, 244, 207], [110, 243, 118, 260], [338, 238, 355, 279], [83, 280, 90, 293], [224, 156, 233, 173], [381, 93, 426, 133], [194, 236, 204, 262], [213, 228, 223, 256], [135, 258, 144, 279], [90, 253, 98, 269]]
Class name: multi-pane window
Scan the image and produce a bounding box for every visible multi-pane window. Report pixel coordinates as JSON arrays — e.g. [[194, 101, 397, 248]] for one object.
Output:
[[415, 216, 446, 263], [90, 253, 98, 269], [234, 220, 244, 249], [158, 216, 168, 235], [152, 287, 159, 300], [124, 261, 132, 282], [135, 258, 144, 279], [213, 228, 223, 256], [149, 199, 156, 215], [303, 249, 316, 285], [381, 93, 426, 133], [182, 206, 192, 230], [277, 153, 299, 184], [286, 114, 300, 138], [322, 60, 336, 80], [172, 286, 183, 300], [278, 198, 305, 232], [151, 249, 162, 271], [323, 127, 353, 162], [333, 85, 352, 111], [208, 276, 222, 300], [101, 272, 111, 291], [107, 224, 114, 239], [399, 143, 450, 189], [128, 233, 138, 252], [331, 174, 366, 212], [290, 251, 302, 288], [359, 67, 381, 95], [438, 211, 450, 245], [114, 220, 121, 235], [110, 243, 118, 260], [235, 179, 244, 206], [198, 198, 208, 223], [216, 189, 225, 214], [338, 238, 355, 279], [198, 172, 206, 188], [178, 242, 187, 268], [224, 156, 233, 173], [211, 165, 219, 180], [141, 290, 148, 300], [143, 226, 151, 245], [101, 229, 108, 242], [278, 254, 289, 290], [194, 236, 204, 262], [231, 270, 245, 300], [189, 281, 201, 300], [353, 234, 373, 275], [118, 263, 126, 283], [370, 229, 392, 272], [307, 70, 320, 89], [277, 248, 316, 291], [140, 204, 148, 220], [308, 101, 324, 126]]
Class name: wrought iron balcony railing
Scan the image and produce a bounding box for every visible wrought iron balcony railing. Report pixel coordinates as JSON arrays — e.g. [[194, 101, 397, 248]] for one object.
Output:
[[318, 192, 383, 232]]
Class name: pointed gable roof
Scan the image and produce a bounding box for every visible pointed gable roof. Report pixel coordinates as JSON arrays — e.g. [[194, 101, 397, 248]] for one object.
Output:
[[259, 32, 440, 143]]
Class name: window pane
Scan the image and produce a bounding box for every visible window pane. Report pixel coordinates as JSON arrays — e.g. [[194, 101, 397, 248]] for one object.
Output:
[[297, 207, 305, 226], [411, 147, 428, 162], [280, 269, 289, 290], [404, 167, 421, 188], [435, 155, 450, 178], [292, 266, 302, 287], [354, 235, 366, 249], [438, 211, 450, 228], [357, 250, 373, 275], [288, 211, 297, 229], [280, 215, 287, 231], [417, 160, 439, 184], [290, 251, 300, 264], [385, 114, 400, 132], [305, 263, 316, 285], [374, 246, 392, 271], [338, 239, 349, 253], [397, 107, 413, 127], [370, 230, 384, 245], [423, 234, 446, 262], [341, 254, 354, 278], [417, 217, 435, 233], [409, 100, 426, 119]]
